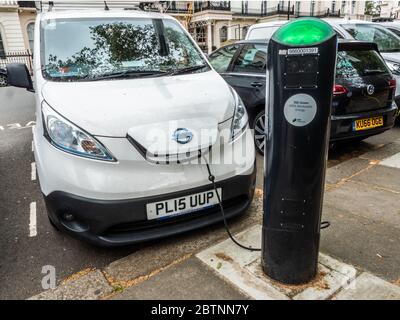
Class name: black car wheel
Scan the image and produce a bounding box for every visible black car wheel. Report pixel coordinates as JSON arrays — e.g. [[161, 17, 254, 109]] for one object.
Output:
[[0, 74, 7, 87], [253, 110, 265, 155]]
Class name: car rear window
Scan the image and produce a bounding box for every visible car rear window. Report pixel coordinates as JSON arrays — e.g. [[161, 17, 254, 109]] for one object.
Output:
[[336, 50, 390, 79]]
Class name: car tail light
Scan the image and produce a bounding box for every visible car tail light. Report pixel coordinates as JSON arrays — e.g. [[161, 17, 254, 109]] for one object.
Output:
[[333, 84, 348, 96], [389, 79, 396, 91]]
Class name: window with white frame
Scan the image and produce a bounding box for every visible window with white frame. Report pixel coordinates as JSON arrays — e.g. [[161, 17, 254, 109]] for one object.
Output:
[[220, 26, 228, 43], [27, 22, 35, 53], [0, 27, 5, 58]]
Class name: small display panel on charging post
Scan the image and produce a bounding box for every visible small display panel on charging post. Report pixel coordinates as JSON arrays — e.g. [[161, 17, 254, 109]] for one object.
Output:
[[263, 18, 337, 284]]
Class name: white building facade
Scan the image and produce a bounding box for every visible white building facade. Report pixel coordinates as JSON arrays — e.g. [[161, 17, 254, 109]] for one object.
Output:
[[380, 0, 400, 19], [0, 0, 370, 65]]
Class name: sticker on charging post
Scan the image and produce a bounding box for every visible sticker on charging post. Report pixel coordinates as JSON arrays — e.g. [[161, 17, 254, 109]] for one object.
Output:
[[284, 94, 317, 127], [288, 47, 319, 55]]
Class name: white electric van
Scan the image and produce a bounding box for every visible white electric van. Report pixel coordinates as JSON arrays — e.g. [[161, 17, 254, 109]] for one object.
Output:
[[6, 10, 256, 246]]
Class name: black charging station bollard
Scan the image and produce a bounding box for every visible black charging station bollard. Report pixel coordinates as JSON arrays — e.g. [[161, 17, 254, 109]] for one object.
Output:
[[262, 18, 338, 284]]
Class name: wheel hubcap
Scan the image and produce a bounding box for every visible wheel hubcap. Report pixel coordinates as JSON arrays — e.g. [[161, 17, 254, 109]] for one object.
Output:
[[254, 114, 265, 154], [0, 76, 7, 87]]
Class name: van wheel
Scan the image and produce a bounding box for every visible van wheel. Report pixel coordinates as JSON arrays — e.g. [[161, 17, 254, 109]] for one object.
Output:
[[253, 110, 265, 156], [0, 75, 7, 87]]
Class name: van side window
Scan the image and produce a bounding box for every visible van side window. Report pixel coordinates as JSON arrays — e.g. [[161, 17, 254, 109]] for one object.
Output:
[[232, 44, 267, 74], [208, 44, 239, 72]]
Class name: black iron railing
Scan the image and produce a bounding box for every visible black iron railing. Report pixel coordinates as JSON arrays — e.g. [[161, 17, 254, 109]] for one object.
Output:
[[294, 9, 342, 18], [194, 1, 231, 13], [0, 50, 33, 74], [233, 4, 294, 17], [233, 5, 342, 19]]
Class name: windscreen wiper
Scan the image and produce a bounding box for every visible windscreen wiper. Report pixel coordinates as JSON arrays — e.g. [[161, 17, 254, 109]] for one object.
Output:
[[170, 64, 208, 76], [87, 70, 168, 81], [363, 69, 384, 75]]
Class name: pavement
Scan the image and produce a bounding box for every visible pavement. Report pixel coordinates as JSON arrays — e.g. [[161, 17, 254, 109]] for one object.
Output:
[[29, 135, 400, 300], [1, 86, 399, 300]]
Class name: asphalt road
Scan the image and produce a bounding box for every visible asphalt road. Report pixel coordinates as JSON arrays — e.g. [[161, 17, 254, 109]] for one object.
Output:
[[0, 86, 399, 299]]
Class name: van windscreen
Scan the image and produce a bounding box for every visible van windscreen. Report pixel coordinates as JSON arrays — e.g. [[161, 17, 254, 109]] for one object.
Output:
[[41, 17, 207, 81]]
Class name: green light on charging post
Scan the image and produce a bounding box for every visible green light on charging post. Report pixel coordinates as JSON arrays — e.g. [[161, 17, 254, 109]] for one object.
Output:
[[272, 18, 335, 46]]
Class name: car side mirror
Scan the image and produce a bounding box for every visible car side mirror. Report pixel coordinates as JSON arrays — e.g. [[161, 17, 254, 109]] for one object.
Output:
[[6, 63, 34, 92]]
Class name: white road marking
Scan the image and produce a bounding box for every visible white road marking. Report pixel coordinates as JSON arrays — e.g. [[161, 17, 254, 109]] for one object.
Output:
[[29, 202, 37, 237], [0, 121, 36, 131], [31, 162, 36, 181], [31, 141, 34, 152], [7, 123, 22, 129], [26, 121, 36, 127]]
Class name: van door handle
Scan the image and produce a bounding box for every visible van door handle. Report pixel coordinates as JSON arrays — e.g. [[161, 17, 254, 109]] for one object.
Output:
[[251, 81, 263, 88]]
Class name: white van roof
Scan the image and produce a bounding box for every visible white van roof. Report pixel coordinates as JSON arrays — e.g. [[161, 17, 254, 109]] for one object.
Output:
[[39, 9, 172, 21]]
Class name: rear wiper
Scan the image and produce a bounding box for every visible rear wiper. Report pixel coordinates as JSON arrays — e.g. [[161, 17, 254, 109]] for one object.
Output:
[[363, 69, 384, 75], [87, 70, 168, 81], [170, 64, 208, 76]]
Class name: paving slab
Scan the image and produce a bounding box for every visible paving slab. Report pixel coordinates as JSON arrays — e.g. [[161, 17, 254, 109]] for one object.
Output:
[[320, 204, 400, 282], [349, 164, 400, 192], [359, 142, 400, 161], [325, 157, 371, 185], [324, 180, 400, 228], [104, 196, 263, 283], [113, 257, 249, 300], [28, 270, 113, 300], [334, 272, 400, 300], [380, 152, 400, 169], [196, 225, 358, 300]]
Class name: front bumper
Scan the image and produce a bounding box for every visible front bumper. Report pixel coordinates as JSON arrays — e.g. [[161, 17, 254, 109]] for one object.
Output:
[[330, 104, 398, 141], [44, 167, 256, 247]]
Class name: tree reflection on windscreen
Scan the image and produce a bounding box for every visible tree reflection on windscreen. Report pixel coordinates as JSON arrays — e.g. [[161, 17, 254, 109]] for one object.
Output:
[[42, 18, 205, 81]]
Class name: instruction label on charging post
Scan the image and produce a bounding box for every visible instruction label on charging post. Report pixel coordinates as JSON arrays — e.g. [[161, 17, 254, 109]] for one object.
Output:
[[284, 94, 317, 127]]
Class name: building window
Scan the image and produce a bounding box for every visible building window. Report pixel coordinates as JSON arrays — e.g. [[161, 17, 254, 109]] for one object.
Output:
[[242, 1, 248, 14], [0, 28, 5, 58], [341, 1, 346, 13], [351, 0, 356, 14], [332, 1, 336, 12], [27, 22, 34, 53], [311, 1, 315, 16], [295, 1, 301, 14], [220, 26, 228, 43], [242, 26, 249, 39], [261, 1, 267, 15], [196, 26, 206, 44]]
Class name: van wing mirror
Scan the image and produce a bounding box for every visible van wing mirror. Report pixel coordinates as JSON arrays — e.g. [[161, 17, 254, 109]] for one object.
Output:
[[6, 63, 34, 92]]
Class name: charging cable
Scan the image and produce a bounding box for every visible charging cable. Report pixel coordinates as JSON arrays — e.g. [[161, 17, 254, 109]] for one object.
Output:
[[204, 159, 261, 252], [203, 158, 330, 252]]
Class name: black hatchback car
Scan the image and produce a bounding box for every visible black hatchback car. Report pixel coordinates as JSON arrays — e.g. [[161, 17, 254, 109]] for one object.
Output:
[[209, 39, 398, 154]]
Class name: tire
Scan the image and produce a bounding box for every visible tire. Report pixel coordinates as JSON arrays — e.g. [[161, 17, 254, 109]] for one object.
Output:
[[0, 74, 7, 87], [252, 110, 265, 156], [48, 216, 60, 231]]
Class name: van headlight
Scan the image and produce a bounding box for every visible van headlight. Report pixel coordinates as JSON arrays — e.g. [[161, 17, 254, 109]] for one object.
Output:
[[230, 88, 248, 140], [41, 102, 116, 161]]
